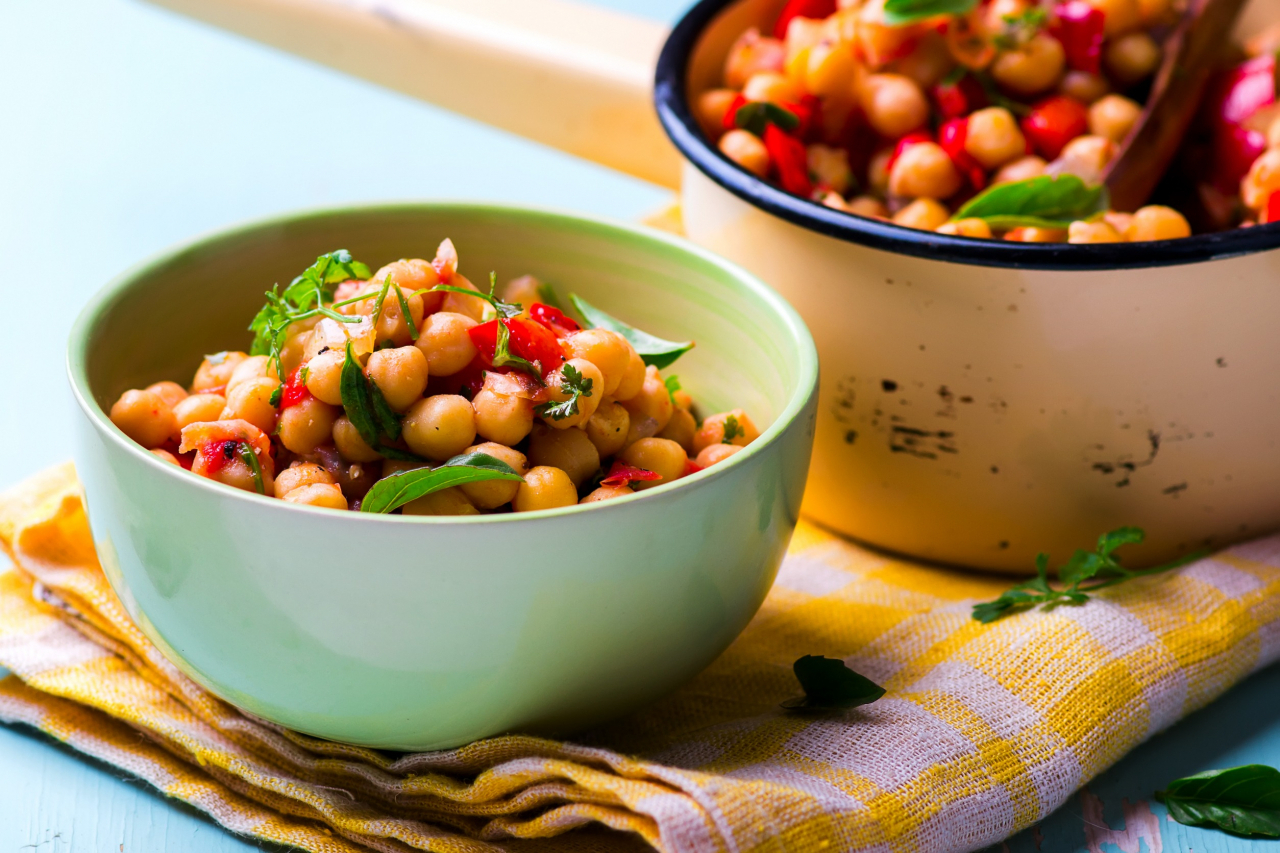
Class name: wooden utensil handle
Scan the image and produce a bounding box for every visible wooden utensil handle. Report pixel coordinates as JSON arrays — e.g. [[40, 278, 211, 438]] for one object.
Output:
[[145, 0, 682, 188]]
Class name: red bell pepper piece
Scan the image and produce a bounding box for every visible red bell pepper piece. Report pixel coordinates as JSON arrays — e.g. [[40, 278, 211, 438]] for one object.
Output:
[[201, 440, 236, 474], [932, 74, 988, 120], [684, 458, 706, 477], [505, 316, 566, 375], [1203, 55, 1278, 192], [468, 319, 499, 366], [601, 461, 664, 488], [885, 131, 934, 174], [279, 365, 313, 410], [1264, 192, 1280, 224], [1021, 95, 1089, 159], [529, 302, 580, 337], [763, 123, 813, 196], [938, 118, 987, 191], [782, 95, 822, 141], [1052, 1, 1106, 75], [773, 0, 837, 39]]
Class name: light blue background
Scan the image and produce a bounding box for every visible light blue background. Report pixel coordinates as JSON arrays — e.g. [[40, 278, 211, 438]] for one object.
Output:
[[3, 0, 1278, 850]]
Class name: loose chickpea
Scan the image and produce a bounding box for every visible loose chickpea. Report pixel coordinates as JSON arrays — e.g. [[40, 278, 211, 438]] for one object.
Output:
[[696, 88, 739, 137], [964, 107, 1027, 170], [330, 416, 382, 462], [892, 198, 951, 231], [888, 142, 961, 200], [612, 349, 646, 402], [110, 389, 177, 449], [150, 448, 180, 465], [1088, 94, 1142, 143], [695, 444, 744, 468], [277, 397, 340, 455], [403, 395, 477, 460], [438, 274, 487, 321], [145, 381, 188, 408], [414, 312, 479, 377], [693, 409, 760, 455], [172, 393, 226, 431], [472, 387, 534, 445], [401, 486, 479, 516], [225, 356, 276, 396], [1104, 32, 1161, 85], [847, 195, 890, 218], [191, 352, 247, 393], [274, 462, 336, 499], [993, 155, 1047, 185], [806, 40, 859, 97], [1058, 70, 1111, 104], [580, 484, 634, 504], [657, 407, 697, 454], [1242, 149, 1280, 209], [303, 349, 345, 405], [619, 438, 687, 490], [719, 129, 770, 177], [514, 466, 578, 512], [619, 365, 673, 434], [282, 483, 348, 511], [1049, 135, 1116, 184], [460, 442, 527, 509], [366, 346, 429, 413], [584, 400, 631, 458], [936, 218, 993, 238], [807, 145, 852, 194], [860, 74, 929, 138], [723, 28, 785, 89], [742, 71, 803, 104], [373, 258, 442, 314], [1068, 220, 1124, 243], [991, 33, 1065, 96], [1125, 205, 1191, 241], [562, 329, 632, 397], [541, 358, 604, 430], [220, 376, 281, 435], [528, 424, 601, 487], [1087, 0, 1142, 36]]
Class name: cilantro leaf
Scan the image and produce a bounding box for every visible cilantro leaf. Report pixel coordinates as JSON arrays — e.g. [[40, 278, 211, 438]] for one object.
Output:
[[952, 175, 1109, 230], [536, 363, 593, 421], [568, 294, 694, 370], [1157, 765, 1280, 837], [722, 414, 744, 444], [883, 0, 978, 26], [360, 452, 524, 514], [782, 655, 886, 711]]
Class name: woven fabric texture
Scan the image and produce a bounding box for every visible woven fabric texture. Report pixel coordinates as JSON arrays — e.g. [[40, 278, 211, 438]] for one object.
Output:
[[3, 462, 1279, 853]]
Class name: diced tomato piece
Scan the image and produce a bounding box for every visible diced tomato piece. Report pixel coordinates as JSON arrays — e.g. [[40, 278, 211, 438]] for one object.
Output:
[[1052, 1, 1106, 75], [933, 74, 987, 120], [782, 94, 822, 141], [468, 319, 499, 367], [763, 123, 813, 196], [601, 461, 663, 487], [773, 0, 837, 39], [529, 302, 580, 337], [201, 439, 236, 474], [684, 458, 706, 476], [938, 118, 986, 191], [279, 365, 313, 410], [1021, 95, 1089, 160], [505, 316, 566, 376]]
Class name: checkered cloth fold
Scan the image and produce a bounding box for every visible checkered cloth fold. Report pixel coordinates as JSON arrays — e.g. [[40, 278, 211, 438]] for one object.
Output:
[[3, 462, 1278, 852]]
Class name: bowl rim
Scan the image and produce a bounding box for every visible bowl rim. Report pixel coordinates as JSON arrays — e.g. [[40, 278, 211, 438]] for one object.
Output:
[[67, 199, 819, 525], [654, 0, 1280, 272]]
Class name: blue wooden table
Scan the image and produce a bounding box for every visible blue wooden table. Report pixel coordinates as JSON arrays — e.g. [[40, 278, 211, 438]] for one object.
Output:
[[3, 0, 1277, 849]]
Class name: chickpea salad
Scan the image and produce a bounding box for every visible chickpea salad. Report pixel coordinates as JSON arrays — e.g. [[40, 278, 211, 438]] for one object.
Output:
[[699, 0, 1280, 242], [109, 240, 760, 514]]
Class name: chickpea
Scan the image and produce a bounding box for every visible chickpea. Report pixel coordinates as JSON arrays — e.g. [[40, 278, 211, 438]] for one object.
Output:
[[1087, 0, 1142, 36], [936, 218, 993, 238], [277, 397, 340, 455], [888, 143, 961, 201], [528, 424, 600, 487], [414, 312, 479, 377], [110, 389, 177, 448], [1125, 206, 1191, 241], [172, 393, 226, 431], [693, 409, 760, 455], [1243, 149, 1280, 209], [584, 400, 631, 458], [821, 192, 849, 212], [225, 355, 276, 396], [278, 331, 311, 377], [867, 149, 894, 196], [282, 483, 348, 511], [472, 387, 534, 445], [724, 28, 785, 89], [619, 438, 687, 490], [892, 199, 951, 231], [403, 395, 476, 460], [805, 40, 858, 98], [886, 31, 953, 90], [1048, 135, 1116, 185], [1005, 226, 1067, 242], [374, 286, 426, 347], [984, 0, 1029, 31], [1087, 94, 1141, 143], [1103, 211, 1134, 234], [860, 74, 929, 138], [562, 329, 632, 397], [672, 389, 694, 411], [460, 442, 527, 509], [1059, 70, 1110, 104], [151, 448, 180, 465], [619, 365, 673, 434], [274, 462, 336, 499], [220, 376, 281, 435], [381, 459, 427, 479], [373, 258, 442, 313], [1104, 32, 1161, 85], [992, 155, 1047, 185], [1068, 220, 1123, 243], [807, 145, 852, 194], [191, 351, 247, 393], [657, 407, 697, 454], [696, 88, 738, 138], [401, 486, 480, 516], [580, 484, 634, 504], [503, 274, 543, 308], [742, 71, 803, 104], [847, 195, 890, 218], [991, 33, 1065, 96], [330, 416, 381, 462], [513, 466, 578, 512], [719, 129, 770, 178], [613, 349, 646, 402], [541, 358, 604, 430], [965, 107, 1027, 170], [366, 346, 429, 413], [695, 444, 744, 468], [303, 349, 345, 405], [439, 274, 487, 321], [145, 381, 188, 408]]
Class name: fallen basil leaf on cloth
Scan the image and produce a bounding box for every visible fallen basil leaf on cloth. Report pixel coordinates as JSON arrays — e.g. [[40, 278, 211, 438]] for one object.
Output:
[[951, 175, 1109, 230], [1156, 765, 1280, 837], [782, 655, 886, 711], [883, 0, 978, 26], [568, 293, 694, 370], [360, 452, 524, 514]]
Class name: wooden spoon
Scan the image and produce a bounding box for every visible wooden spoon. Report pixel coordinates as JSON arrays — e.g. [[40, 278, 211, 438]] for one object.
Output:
[[1103, 0, 1250, 212]]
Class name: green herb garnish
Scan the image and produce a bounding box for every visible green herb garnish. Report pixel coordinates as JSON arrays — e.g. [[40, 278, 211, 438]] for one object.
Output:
[[394, 284, 419, 341], [340, 341, 391, 449], [664, 374, 681, 406], [951, 175, 1109, 230], [883, 0, 978, 26], [782, 655, 886, 711], [237, 443, 266, 495], [972, 527, 1205, 623], [493, 319, 545, 382], [722, 414, 743, 444], [1157, 765, 1280, 837], [536, 363, 593, 421], [992, 7, 1047, 50], [568, 294, 694, 370], [428, 272, 521, 320], [536, 281, 565, 310], [733, 101, 800, 137], [360, 452, 524, 514]]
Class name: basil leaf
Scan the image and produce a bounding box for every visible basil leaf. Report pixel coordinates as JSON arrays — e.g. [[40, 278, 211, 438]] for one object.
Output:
[[734, 101, 800, 137], [340, 342, 381, 448], [536, 282, 565, 311], [370, 381, 402, 442], [781, 655, 886, 711], [1157, 765, 1280, 837], [884, 0, 978, 25], [952, 175, 1109, 230], [568, 294, 694, 370], [360, 452, 524, 514]]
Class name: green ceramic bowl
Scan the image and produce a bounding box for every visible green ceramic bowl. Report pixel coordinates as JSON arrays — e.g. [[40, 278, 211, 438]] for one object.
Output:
[[67, 202, 818, 750]]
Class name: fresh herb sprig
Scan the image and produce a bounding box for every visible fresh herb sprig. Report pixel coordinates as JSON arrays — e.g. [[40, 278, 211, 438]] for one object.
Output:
[[952, 175, 1109, 230], [361, 452, 524, 514], [733, 101, 800, 136], [339, 341, 408, 455], [971, 527, 1205, 623], [492, 319, 544, 381], [536, 363, 593, 421], [568, 293, 694, 369], [722, 414, 744, 444], [883, 0, 978, 26], [782, 655, 886, 712], [664, 375, 682, 406], [426, 272, 521, 320], [1157, 765, 1280, 837], [992, 8, 1048, 50]]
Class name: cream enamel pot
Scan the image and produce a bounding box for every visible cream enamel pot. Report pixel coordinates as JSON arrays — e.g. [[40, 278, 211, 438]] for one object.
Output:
[[146, 0, 1280, 572]]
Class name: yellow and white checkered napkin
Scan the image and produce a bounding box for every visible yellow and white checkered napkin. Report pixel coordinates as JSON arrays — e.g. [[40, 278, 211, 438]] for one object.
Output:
[[3, 462, 1280, 852]]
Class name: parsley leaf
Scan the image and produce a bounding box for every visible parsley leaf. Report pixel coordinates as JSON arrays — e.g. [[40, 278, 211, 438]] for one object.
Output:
[[360, 452, 524, 514], [971, 527, 1206, 623], [664, 374, 681, 405], [782, 655, 886, 711], [722, 414, 744, 444], [536, 363, 593, 421], [883, 0, 978, 26], [1157, 765, 1280, 837], [568, 294, 694, 370], [429, 272, 522, 320], [952, 175, 1109, 230]]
